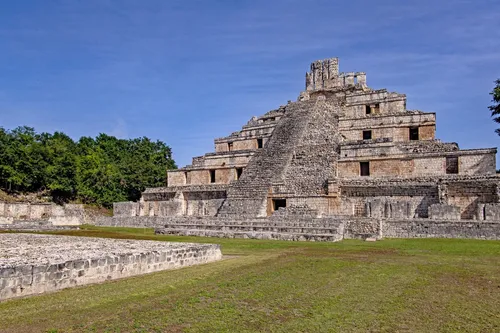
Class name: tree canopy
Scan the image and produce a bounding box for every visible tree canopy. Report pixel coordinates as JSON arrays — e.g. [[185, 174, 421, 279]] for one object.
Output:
[[0, 126, 176, 207], [489, 78, 500, 136]]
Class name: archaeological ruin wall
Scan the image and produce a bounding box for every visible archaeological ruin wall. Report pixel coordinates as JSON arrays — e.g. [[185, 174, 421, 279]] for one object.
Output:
[[0, 234, 222, 301], [103, 57, 500, 242]]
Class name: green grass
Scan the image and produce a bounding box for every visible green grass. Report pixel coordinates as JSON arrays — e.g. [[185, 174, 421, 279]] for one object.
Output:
[[1, 226, 500, 333]]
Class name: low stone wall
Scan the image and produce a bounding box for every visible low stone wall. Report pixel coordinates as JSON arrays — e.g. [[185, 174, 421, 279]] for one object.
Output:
[[343, 218, 382, 239], [428, 204, 461, 220], [95, 215, 500, 242], [0, 202, 85, 225], [0, 234, 222, 301], [0, 220, 79, 231], [382, 219, 500, 240], [95, 216, 167, 228], [484, 203, 500, 220]]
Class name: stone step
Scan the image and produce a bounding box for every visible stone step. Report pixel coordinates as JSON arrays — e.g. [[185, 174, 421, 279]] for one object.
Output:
[[0, 223, 79, 231], [158, 220, 343, 227], [155, 228, 343, 242], [159, 224, 342, 234]]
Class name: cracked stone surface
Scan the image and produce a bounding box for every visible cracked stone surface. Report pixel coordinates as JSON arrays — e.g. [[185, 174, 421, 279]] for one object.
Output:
[[0, 233, 217, 268]]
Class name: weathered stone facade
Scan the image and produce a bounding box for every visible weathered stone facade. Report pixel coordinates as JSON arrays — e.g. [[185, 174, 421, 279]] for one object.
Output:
[[0, 202, 86, 230], [107, 58, 500, 241]]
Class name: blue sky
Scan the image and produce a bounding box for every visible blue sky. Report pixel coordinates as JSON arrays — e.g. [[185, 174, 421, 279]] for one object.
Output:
[[1, 0, 499, 167]]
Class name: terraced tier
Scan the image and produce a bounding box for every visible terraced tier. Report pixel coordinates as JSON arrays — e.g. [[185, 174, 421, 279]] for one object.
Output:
[[154, 218, 344, 242]]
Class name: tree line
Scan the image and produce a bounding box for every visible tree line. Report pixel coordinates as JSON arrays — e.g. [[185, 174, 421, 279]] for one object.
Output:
[[0, 126, 176, 207]]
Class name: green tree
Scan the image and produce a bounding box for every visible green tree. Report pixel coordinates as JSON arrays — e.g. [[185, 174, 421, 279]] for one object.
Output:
[[0, 126, 176, 207], [0, 126, 42, 192], [39, 132, 77, 203], [489, 79, 500, 135]]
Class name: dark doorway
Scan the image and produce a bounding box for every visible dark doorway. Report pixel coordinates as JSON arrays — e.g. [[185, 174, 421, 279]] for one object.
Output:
[[365, 105, 371, 114], [236, 167, 243, 180], [446, 157, 459, 174], [209, 169, 216, 183], [228, 142, 233, 151], [409, 127, 419, 141], [360, 162, 370, 176], [257, 138, 263, 149], [362, 130, 372, 140], [272, 199, 287, 211]]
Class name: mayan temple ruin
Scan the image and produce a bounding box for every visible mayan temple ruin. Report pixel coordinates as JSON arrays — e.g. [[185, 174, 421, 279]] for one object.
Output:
[[106, 58, 500, 241]]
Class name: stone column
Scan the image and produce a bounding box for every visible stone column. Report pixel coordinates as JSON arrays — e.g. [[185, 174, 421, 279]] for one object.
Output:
[[344, 72, 355, 86], [355, 72, 367, 87], [312, 60, 323, 89], [305, 72, 313, 91], [327, 58, 339, 79], [438, 183, 448, 204]]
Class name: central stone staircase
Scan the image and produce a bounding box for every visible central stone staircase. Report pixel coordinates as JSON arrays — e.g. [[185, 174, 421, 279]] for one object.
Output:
[[217, 100, 321, 217]]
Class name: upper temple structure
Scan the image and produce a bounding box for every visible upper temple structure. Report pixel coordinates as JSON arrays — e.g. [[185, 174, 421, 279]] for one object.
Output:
[[106, 58, 500, 241]]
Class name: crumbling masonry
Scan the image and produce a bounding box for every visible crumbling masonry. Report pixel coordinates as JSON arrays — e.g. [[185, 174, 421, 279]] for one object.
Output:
[[106, 58, 500, 241]]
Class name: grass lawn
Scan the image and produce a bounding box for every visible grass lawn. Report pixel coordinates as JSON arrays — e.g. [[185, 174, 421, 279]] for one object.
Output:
[[1, 226, 499, 333]]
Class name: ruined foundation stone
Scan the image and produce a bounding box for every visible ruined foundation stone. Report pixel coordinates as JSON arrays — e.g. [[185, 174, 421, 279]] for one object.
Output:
[[0, 234, 222, 301], [0, 202, 86, 230]]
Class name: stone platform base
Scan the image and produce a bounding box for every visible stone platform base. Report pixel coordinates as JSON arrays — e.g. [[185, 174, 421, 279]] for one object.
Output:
[[0, 234, 222, 301], [0, 220, 80, 231], [96, 216, 500, 242]]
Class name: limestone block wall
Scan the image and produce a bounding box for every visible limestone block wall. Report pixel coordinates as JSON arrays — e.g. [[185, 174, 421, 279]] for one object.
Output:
[[280, 197, 330, 216], [158, 201, 184, 216], [382, 219, 500, 240], [187, 170, 210, 185], [4, 203, 30, 219], [114, 192, 225, 218], [199, 154, 252, 168], [344, 218, 382, 238], [412, 157, 446, 175], [338, 151, 496, 178], [233, 139, 258, 150], [340, 126, 434, 142], [337, 159, 419, 177], [0, 217, 13, 224], [459, 153, 496, 175], [176, 168, 239, 185], [419, 125, 435, 140], [342, 90, 407, 118], [184, 192, 225, 216], [168, 171, 187, 186], [113, 202, 140, 217], [428, 204, 461, 220], [447, 182, 497, 219], [485, 204, 500, 220], [0, 234, 222, 301], [28, 204, 53, 219], [341, 184, 439, 218], [0, 202, 84, 225]]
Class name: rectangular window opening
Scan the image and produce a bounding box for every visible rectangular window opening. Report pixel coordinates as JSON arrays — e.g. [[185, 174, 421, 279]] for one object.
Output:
[[209, 169, 216, 183], [184, 171, 189, 184], [409, 127, 419, 141], [272, 199, 287, 211], [257, 138, 263, 149], [360, 162, 370, 176], [362, 130, 372, 140], [236, 167, 243, 180], [365, 105, 371, 114], [446, 157, 459, 174], [228, 142, 233, 151]]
